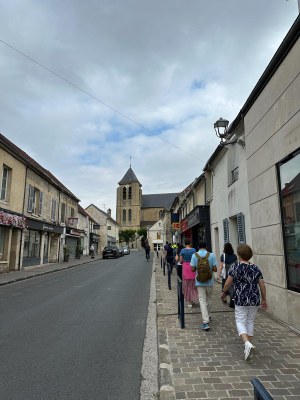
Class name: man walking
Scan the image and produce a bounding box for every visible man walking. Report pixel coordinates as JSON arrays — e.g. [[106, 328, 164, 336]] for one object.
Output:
[[190, 242, 217, 331]]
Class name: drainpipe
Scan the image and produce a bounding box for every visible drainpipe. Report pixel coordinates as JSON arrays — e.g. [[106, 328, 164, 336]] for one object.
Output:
[[18, 166, 28, 270]]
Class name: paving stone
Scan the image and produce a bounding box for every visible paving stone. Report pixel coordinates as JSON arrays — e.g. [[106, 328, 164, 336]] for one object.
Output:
[[156, 265, 300, 400]]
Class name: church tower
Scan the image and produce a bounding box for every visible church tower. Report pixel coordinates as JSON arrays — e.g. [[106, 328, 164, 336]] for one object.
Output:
[[116, 166, 142, 231]]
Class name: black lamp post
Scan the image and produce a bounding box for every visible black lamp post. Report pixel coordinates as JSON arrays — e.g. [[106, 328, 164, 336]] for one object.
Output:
[[214, 117, 229, 143]]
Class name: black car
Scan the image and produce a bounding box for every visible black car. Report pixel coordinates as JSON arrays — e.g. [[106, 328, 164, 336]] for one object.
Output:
[[103, 245, 120, 259]]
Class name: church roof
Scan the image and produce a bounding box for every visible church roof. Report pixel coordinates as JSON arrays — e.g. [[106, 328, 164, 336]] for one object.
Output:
[[142, 193, 178, 210], [118, 167, 141, 186]]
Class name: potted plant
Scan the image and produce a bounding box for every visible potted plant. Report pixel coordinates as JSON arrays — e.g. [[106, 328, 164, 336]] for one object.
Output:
[[63, 245, 70, 262], [75, 245, 83, 259]]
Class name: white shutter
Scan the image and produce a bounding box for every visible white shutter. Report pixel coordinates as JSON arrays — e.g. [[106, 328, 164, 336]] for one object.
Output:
[[223, 218, 229, 243], [237, 213, 246, 244]]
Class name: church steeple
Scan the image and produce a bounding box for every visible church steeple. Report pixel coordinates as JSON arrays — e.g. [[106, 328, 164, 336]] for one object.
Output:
[[118, 166, 142, 187], [116, 167, 142, 230]]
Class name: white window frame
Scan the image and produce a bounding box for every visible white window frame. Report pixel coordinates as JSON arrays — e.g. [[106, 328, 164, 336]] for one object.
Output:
[[0, 165, 11, 202]]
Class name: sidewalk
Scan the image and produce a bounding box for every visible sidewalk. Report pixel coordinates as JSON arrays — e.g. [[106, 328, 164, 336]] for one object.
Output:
[[155, 258, 300, 400], [0, 254, 102, 286]]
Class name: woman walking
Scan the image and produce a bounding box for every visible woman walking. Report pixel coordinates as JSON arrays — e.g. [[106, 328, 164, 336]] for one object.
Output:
[[218, 242, 237, 305], [221, 244, 267, 361], [180, 239, 197, 308]]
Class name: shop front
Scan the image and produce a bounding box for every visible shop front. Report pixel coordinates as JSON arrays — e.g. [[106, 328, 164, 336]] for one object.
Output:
[[22, 219, 64, 268], [180, 206, 211, 250], [0, 209, 26, 272], [90, 233, 100, 255], [65, 227, 81, 260]]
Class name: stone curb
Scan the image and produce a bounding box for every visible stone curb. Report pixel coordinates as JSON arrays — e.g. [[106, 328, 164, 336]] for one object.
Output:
[[0, 257, 101, 287]]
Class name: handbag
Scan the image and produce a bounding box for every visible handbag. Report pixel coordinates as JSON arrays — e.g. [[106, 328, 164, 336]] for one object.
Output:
[[221, 253, 226, 279]]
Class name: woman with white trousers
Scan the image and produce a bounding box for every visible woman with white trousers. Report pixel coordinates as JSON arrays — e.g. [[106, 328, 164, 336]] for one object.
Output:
[[221, 244, 268, 361]]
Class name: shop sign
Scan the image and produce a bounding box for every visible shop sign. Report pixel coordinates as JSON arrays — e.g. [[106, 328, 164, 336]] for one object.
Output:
[[172, 223, 180, 229], [180, 219, 188, 232], [0, 211, 26, 229], [70, 229, 80, 236], [188, 210, 200, 229]]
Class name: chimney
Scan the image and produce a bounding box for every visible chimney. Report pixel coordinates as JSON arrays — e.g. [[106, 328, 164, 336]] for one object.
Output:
[[107, 208, 111, 217]]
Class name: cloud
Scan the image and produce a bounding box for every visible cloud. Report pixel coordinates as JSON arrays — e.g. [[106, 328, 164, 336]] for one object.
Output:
[[0, 0, 298, 218]]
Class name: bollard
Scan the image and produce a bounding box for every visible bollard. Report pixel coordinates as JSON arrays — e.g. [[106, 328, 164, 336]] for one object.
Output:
[[251, 378, 273, 400], [177, 276, 185, 329], [167, 262, 171, 290]]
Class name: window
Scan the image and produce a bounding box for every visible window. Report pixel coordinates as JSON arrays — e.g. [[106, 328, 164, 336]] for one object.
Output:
[[107, 226, 111, 230], [278, 149, 300, 292], [50, 198, 57, 221], [123, 187, 126, 200], [27, 185, 43, 215], [70, 207, 75, 218], [228, 145, 239, 185], [1, 165, 11, 201], [128, 209, 132, 222], [61, 203, 66, 223], [128, 186, 132, 200], [122, 209, 126, 223], [23, 230, 41, 258]]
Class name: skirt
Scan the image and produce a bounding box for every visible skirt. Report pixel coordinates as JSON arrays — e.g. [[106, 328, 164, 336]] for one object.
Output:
[[182, 279, 198, 303]]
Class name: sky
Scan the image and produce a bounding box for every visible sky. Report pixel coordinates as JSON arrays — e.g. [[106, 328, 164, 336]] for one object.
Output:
[[0, 0, 298, 219]]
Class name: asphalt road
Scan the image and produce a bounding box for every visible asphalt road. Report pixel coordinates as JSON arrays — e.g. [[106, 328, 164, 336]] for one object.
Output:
[[0, 251, 153, 400]]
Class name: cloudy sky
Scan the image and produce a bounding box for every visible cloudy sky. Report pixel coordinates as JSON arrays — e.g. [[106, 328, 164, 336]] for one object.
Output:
[[0, 0, 298, 218]]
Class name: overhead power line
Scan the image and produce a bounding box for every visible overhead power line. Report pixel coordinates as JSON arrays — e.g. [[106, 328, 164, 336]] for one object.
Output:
[[0, 38, 203, 161]]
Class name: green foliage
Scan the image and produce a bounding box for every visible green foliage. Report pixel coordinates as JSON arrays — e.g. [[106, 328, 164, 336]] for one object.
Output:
[[119, 229, 136, 244], [137, 228, 147, 238]]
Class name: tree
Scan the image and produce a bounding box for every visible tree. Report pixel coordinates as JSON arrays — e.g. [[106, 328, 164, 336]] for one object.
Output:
[[119, 229, 136, 244], [137, 228, 147, 238]]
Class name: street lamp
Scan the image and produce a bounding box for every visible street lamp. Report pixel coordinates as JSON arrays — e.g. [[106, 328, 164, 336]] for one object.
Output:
[[214, 117, 246, 147], [214, 117, 229, 143]]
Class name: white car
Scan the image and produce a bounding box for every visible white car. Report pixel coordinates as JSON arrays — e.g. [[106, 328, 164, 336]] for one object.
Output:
[[123, 246, 130, 255]]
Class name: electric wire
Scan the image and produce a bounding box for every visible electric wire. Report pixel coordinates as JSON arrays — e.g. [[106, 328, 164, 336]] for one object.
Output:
[[0, 38, 203, 161]]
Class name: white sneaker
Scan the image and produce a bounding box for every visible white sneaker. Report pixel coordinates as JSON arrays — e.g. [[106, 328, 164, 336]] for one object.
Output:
[[187, 304, 192, 308], [244, 341, 255, 361]]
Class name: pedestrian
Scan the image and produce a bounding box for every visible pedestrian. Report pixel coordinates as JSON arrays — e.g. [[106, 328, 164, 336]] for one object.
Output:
[[190, 242, 217, 331], [221, 244, 268, 361], [166, 242, 175, 273], [179, 239, 197, 308], [145, 244, 150, 261], [217, 242, 237, 306], [90, 244, 95, 258], [175, 243, 184, 279]]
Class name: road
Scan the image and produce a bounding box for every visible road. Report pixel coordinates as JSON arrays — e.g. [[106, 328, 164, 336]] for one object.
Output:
[[0, 251, 153, 400]]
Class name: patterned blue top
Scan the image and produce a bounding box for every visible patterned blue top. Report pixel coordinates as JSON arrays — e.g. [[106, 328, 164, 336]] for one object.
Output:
[[228, 262, 263, 306], [180, 247, 196, 262]]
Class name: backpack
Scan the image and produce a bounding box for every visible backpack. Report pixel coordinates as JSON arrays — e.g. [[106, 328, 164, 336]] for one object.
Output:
[[195, 252, 212, 282], [167, 245, 174, 259]]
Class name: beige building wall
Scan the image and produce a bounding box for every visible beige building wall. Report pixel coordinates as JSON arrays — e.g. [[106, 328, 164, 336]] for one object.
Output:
[[141, 207, 163, 224], [245, 37, 300, 330], [0, 149, 26, 213]]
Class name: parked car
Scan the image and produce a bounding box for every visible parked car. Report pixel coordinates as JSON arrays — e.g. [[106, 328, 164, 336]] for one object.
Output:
[[103, 245, 120, 259], [119, 246, 124, 257], [123, 246, 130, 255]]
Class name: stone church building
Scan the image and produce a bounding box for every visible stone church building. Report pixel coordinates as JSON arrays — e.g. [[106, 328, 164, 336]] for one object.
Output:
[[116, 167, 177, 231]]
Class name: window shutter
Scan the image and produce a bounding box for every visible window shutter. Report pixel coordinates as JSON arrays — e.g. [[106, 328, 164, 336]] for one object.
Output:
[[237, 213, 246, 244], [28, 185, 34, 212], [38, 192, 43, 215], [223, 218, 229, 243]]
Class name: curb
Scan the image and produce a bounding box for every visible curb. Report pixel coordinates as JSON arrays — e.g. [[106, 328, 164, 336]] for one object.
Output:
[[0, 257, 101, 287]]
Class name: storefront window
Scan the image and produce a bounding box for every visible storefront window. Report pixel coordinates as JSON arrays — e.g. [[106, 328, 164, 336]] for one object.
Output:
[[278, 150, 300, 292], [23, 230, 41, 258]]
